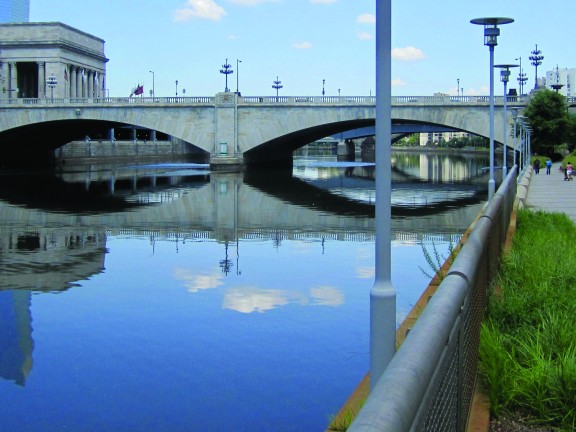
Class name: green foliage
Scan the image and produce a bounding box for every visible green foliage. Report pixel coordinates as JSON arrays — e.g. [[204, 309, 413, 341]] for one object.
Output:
[[523, 89, 570, 157], [479, 210, 576, 430]]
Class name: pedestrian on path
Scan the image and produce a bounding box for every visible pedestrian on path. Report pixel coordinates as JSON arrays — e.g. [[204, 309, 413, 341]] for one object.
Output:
[[533, 158, 541, 174], [567, 161, 574, 180], [545, 158, 552, 175]]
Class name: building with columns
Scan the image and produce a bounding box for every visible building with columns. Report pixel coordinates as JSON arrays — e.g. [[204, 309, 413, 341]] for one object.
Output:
[[0, 0, 29, 23], [0, 22, 108, 99]]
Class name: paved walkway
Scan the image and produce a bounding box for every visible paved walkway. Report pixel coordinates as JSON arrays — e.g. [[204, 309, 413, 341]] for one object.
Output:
[[524, 162, 576, 222]]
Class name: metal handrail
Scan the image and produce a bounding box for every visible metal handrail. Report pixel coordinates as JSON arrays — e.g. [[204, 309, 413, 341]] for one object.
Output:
[[349, 166, 518, 432]]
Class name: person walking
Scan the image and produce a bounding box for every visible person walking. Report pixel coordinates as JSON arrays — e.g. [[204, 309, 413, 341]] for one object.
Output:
[[545, 158, 552, 175], [567, 161, 574, 180], [533, 159, 541, 174]]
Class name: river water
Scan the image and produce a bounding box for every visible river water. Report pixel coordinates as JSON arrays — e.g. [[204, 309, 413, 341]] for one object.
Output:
[[0, 151, 488, 432]]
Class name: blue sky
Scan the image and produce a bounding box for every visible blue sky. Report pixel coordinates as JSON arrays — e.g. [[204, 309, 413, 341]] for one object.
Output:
[[30, 0, 575, 98]]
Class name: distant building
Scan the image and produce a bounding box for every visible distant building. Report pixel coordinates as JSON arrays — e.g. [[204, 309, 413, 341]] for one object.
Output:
[[0, 0, 29, 23], [0, 22, 108, 99], [419, 131, 470, 146], [545, 67, 575, 97]]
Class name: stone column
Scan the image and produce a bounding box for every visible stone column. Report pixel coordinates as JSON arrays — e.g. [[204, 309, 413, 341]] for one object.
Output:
[[69, 66, 75, 98], [9, 62, 17, 99], [37, 62, 45, 98], [65, 65, 71, 98], [76, 68, 82, 98], [86, 71, 92, 98]]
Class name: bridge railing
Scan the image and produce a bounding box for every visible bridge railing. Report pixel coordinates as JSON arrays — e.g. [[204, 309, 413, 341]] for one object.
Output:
[[0, 94, 547, 107], [348, 166, 518, 432]]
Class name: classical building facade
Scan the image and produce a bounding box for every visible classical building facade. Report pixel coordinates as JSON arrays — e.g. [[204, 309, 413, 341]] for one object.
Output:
[[0, 0, 29, 23], [0, 22, 108, 99]]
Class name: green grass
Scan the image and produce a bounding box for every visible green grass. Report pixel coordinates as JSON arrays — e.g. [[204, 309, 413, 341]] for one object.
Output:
[[479, 210, 576, 431]]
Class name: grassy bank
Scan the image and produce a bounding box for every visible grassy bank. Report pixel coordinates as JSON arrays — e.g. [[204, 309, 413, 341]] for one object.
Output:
[[479, 210, 576, 431]]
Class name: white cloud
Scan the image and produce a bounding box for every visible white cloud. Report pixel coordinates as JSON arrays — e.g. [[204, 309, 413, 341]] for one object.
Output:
[[229, 0, 280, 4], [357, 13, 375, 24], [465, 86, 489, 96], [293, 41, 313, 49], [392, 79, 408, 87], [174, 0, 227, 22], [392, 46, 425, 61], [357, 31, 373, 40]]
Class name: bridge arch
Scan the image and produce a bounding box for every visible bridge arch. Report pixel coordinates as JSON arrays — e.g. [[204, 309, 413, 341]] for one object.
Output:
[[0, 95, 521, 166]]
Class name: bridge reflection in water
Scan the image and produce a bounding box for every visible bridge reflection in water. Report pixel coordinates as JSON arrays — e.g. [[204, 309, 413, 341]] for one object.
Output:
[[0, 151, 489, 431]]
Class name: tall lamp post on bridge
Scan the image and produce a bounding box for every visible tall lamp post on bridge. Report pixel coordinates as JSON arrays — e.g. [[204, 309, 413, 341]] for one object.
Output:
[[46, 73, 57, 99], [529, 44, 544, 90], [272, 76, 283, 102], [149, 70, 155, 98], [322, 79, 325, 96], [471, 16, 514, 200], [220, 59, 233, 93], [515, 57, 528, 96], [494, 63, 518, 176], [236, 59, 241, 95], [175, 80, 178, 97]]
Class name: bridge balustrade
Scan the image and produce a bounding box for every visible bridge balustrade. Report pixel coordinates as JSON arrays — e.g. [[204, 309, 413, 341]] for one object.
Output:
[[2, 94, 564, 107]]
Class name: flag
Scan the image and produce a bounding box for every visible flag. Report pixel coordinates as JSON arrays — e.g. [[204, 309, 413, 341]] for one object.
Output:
[[134, 85, 144, 96], [64, 69, 68, 81]]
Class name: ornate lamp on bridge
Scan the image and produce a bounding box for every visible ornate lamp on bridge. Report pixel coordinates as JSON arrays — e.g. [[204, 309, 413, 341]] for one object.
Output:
[[471, 16, 514, 200], [515, 57, 528, 96], [46, 73, 57, 99], [272, 76, 282, 102], [494, 63, 518, 176], [220, 59, 233, 93], [529, 44, 544, 90]]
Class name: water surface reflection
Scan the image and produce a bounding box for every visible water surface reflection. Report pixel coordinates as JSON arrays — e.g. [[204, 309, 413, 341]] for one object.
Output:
[[0, 153, 487, 431]]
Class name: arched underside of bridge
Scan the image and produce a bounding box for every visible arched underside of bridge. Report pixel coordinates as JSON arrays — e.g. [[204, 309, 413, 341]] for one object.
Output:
[[0, 119, 125, 165], [243, 118, 497, 167], [0, 112, 498, 166]]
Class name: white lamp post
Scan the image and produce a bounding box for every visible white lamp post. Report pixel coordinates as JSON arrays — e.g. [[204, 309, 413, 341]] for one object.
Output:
[[494, 64, 518, 176], [149, 70, 155, 97], [471, 17, 514, 200], [370, 0, 394, 390]]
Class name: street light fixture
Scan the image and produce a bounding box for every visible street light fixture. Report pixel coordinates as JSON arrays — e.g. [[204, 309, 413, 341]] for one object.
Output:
[[457, 78, 460, 97], [529, 44, 544, 90], [149, 70, 155, 97], [322, 79, 325, 96], [46, 73, 57, 99], [510, 107, 519, 169], [494, 63, 518, 176], [220, 59, 233, 93], [175, 80, 178, 97], [515, 57, 528, 96], [236, 59, 242, 95], [272, 76, 283, 101], [551, 65, 564, 93], [471, 16, 514, 200]]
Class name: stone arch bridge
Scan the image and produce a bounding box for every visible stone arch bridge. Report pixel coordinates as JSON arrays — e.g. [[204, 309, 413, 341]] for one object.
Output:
[[0, 93, 530, 166]]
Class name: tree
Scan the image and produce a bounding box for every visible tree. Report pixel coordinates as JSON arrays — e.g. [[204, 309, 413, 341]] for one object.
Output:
[[523, 89, 570, 157], [567, 113, 576, 153]]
